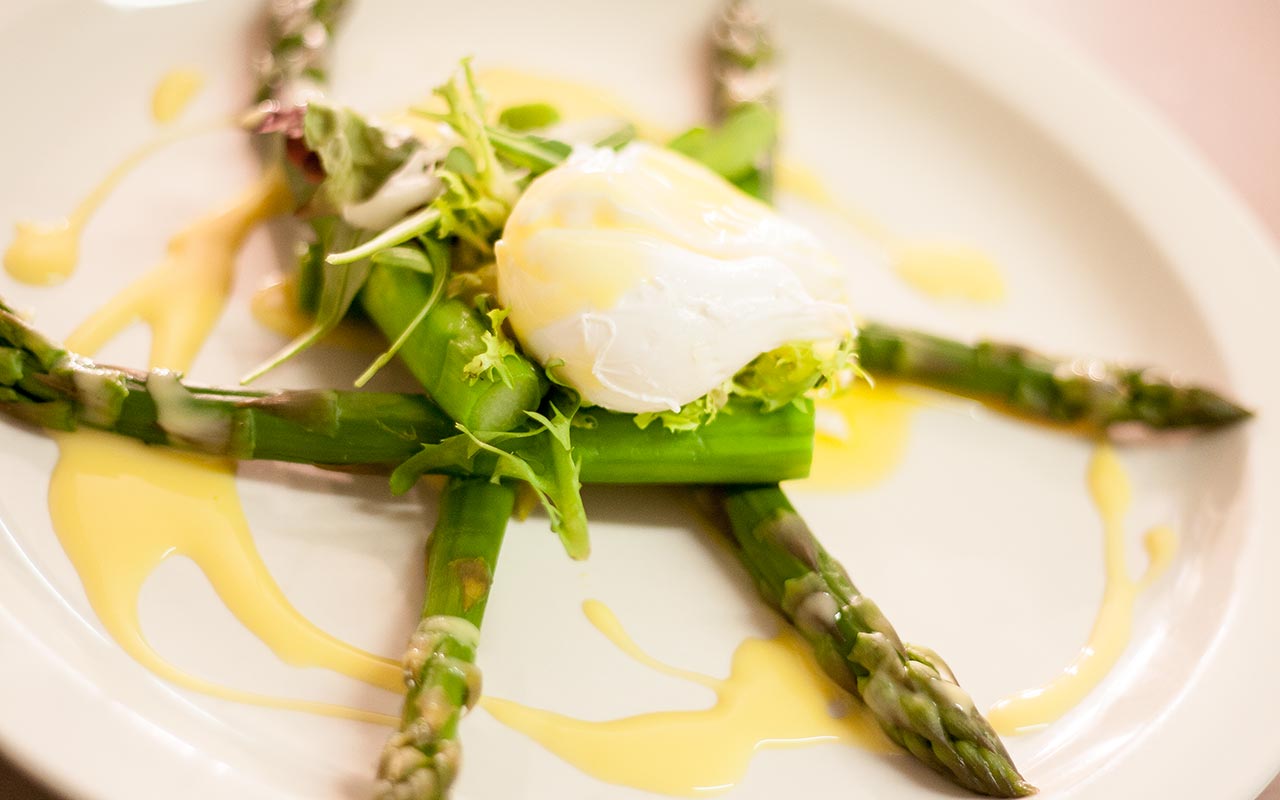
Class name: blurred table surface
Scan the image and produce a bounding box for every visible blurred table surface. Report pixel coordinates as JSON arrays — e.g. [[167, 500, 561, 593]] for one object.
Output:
[[2, 1, 1277, 798]]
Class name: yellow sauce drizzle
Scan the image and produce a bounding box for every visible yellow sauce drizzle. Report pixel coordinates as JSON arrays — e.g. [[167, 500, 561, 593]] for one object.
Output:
[[581, 599, 719, 690], [799, 383, 918, 490], [65, 169, 289, 363], [482, 600, 889, 797], [47, 168, 400, 723], [4, 219, 81, 286], [389, 67, 668, 146], [776, 161, 897, 247], [477, 68, 669, 142], [4, 122, 219, 286], [987, 444, 1178, 735], [892, 244, 1005, 303], [151, 68, 205, 124], [776, 161, 1006, 304], [50, 430, 398, 725]]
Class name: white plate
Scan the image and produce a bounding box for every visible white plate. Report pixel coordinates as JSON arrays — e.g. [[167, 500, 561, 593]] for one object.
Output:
[[2, 0, 1279, 798]]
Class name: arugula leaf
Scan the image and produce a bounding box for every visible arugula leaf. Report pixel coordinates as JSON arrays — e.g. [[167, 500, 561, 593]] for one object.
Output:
[[389, 389, 589, 559], [326, 206, 442, 264], [593, 122, 638, 151], [301, 103, 417, 215], [353, 237, 451, 388], [241, 217, 372, 384], [369, 244, 435, 273]]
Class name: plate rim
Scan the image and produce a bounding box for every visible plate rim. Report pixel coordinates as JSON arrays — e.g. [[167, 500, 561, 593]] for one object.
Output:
[[1, 0, 1279, 798]]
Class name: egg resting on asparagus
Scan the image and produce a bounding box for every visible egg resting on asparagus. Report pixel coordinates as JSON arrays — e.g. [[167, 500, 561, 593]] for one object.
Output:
[[495, 142, 855, 415]]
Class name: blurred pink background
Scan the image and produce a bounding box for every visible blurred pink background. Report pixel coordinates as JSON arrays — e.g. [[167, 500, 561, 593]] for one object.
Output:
[[1, 1, 1277, 797], [1004, 0, 1280, 245]]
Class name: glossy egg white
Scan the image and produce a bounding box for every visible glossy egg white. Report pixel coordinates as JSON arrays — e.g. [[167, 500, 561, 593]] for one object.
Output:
[[495, 142, 855, 413]]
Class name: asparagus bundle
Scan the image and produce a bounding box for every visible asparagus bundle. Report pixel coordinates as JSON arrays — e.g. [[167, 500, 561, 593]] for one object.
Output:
[[0, 2, 1226, 799], [0, 0, 1249, 797], [242, 1, 1249, 795], [248, 10, 590, 797]]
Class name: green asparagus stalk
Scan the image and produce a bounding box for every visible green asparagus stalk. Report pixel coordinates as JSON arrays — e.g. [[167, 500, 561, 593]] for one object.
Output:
[[696, 2, 1249, 436], [322, 93, 544, 793], [254, 0, 348, 106], [856, 323, 1251, 434], [715, 484, 1034, 797], [250, 17, 541, 798], [0, 300, 451, 461], [711, 0, 776, 119], [708, 0, 777, 200], [704, 9, 1033, 796], [360, 263, 546, 432], [375, 476, 513, 800], [0, 301, 813, 481]]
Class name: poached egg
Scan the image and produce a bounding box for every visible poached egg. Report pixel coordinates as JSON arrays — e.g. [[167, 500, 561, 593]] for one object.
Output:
[[495, 142, 854, 413]]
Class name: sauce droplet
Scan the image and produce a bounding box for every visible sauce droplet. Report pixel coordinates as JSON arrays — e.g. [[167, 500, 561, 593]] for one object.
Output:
[[892, 243, 1005, 303], [152, 68, 205, 124], [4, 220, 80, 286]]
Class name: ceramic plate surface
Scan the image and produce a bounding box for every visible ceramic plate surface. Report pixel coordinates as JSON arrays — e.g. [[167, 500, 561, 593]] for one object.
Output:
[[1, 1, 1278, 798]]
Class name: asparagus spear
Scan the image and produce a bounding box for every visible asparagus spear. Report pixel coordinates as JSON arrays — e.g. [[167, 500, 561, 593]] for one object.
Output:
[[708, 0, 777, 201], [359, 263, 546, 432], [375, 476, 513, 800], [0, 301, 814, 481], [704, 8, 1033, 796], [697, 4, 1249, 435], [254, 0, 348, 107], [856, 323, 1251, 434], [252, 15, 536, 796], [716, 484, 1034, 797]]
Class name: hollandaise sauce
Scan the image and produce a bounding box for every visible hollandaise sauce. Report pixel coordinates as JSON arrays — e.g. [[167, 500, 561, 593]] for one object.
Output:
[[4, 71, 211, 285], [776, 161, 1007, 303], [987, 444, 1178, 734], [801, 382, 919, 490], [47, 167, 400, 722], [892, 243, 1006, 303], [478, 67, 669, 142], [482, 600, 889, 796]]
